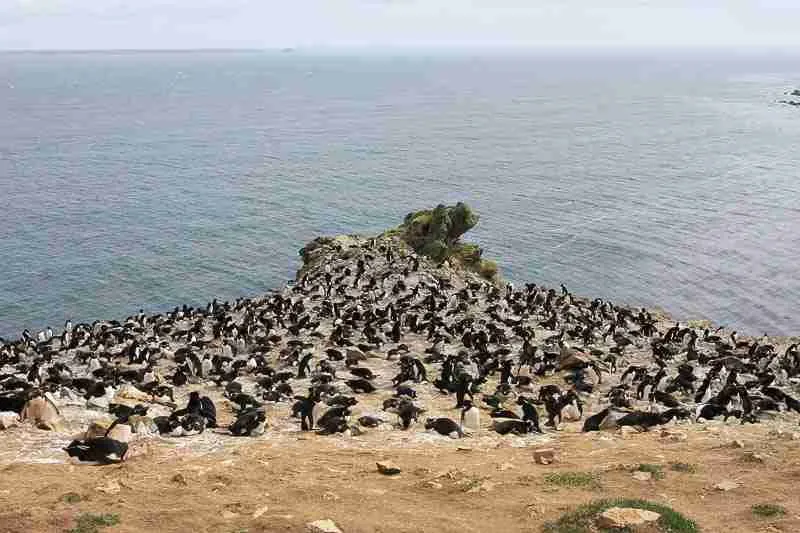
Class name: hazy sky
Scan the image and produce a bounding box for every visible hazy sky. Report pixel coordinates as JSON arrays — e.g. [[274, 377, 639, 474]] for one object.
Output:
[[2, 0, 800, 50]]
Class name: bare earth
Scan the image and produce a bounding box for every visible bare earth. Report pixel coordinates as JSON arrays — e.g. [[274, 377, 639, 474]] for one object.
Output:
[[2, 420, 799, 533]]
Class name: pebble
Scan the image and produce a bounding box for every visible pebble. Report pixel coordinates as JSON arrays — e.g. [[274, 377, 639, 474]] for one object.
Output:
[[714, 480, 740, 491], [533, 448, 556, 465], [306, 519, 343, 533]]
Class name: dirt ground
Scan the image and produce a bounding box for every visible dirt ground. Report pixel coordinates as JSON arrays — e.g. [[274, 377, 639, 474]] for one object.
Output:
[[2, 421, 800, 533]]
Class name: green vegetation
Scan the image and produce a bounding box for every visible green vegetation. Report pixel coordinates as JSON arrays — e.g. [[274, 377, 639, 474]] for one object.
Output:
[[389, 202, 501, 282], [544, 471, 602, 490], [669, 462, 697, 474], [61, 492, 82, 504], [751, 503, 786, 518], [636, 463, 665, 480], [542, 498, 698, 533], [68, 513, 120, 533]]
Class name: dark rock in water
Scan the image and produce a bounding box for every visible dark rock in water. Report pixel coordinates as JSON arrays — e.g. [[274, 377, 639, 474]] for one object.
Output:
[[791, 89, 800, 97]]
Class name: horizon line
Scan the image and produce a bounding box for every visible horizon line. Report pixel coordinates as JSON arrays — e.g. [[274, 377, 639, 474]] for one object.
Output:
[[3, 44, 800, 54]]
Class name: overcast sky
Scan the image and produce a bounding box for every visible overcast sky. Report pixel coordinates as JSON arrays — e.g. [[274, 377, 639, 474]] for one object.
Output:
[[2, 0, 800, 50]]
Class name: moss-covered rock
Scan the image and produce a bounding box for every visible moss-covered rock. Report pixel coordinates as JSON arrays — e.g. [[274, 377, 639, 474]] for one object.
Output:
[[393, 202, 500, 283]]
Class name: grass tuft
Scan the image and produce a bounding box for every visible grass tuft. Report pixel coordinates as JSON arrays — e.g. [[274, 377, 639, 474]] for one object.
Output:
[[544, 471, 602, 490], [542, 498, 698, 533], [751, 503, 786, 518], [68, 513, 120, 533], [61, 492, 82, 504], [636, 463, 665, 480]]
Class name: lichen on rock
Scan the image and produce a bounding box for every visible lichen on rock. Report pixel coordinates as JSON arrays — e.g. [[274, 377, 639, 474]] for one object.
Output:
[[392, 202, 500, 283], [298, 202, 502, 284]]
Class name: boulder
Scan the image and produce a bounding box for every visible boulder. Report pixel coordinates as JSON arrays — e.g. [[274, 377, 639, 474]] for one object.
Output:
[[20, 397, 63, 431], [0, 411, 20, 430], [596, 507, 661, 529], [306, 519, 343, 533], [632, 471, 652, 481]]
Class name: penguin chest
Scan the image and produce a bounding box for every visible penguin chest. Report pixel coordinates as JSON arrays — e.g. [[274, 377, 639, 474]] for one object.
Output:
[[561, 403, 581, 422], [462, 408, 480, 431]]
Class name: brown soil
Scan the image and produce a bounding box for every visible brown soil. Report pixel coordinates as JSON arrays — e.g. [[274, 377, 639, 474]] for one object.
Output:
[[2, 422, 799, 533]]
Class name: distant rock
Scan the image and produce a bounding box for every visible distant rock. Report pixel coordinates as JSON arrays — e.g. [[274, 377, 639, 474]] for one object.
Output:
[[791, 89, 800, 97], [597, 507, 661, 529], [306, 519, 343, 533]]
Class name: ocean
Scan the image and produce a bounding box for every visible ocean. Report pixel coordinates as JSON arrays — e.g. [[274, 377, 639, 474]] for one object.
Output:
[[1, 49, 799, 338]]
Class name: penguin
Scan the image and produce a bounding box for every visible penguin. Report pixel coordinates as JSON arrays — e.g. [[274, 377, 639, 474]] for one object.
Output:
[[425, 417, 463, 438], [64, 437, 128, 464], [460, 399, 480, 433]]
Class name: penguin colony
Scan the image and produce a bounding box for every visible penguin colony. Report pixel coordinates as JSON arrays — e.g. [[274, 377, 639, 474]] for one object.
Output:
[[2, 234, 800, 464]]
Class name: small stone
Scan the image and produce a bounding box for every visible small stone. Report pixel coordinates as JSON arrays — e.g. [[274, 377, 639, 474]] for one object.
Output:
[[467, 480, 495, 493], [171, 473, 188, 486], [252, 504, 269, 518], [221, 510, 238, 520], [306, 519, 343, 533], [743, 451, 766, 463], [322, 491, 340, 501], [769, 429, 799, 441], [632, 471, 652, 481], [376, 461, 401, 476], [498, 462, 514, 471], [714, 480, 740, 491], [730, 440, 746, 449], [95, 480, 121, 495], [533, 448, 556, 465], [596, 507, 661, 529], [423, 481, 443, 489], [660, 429, 687, 442], [0, 412, 20, 430]]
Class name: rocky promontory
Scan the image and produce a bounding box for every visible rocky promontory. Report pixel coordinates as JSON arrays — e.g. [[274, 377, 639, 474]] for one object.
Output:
[[1, 202, 799, 464]]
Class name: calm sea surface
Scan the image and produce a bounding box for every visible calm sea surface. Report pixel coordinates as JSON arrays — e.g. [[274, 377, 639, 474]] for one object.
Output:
[[1, 50, 799, 338]]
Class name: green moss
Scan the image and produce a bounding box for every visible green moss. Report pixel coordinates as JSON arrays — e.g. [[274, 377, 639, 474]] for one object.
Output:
[[68, 513, 120, 533], [450, 243, 483, 266], [479, 259, 499, 280], [62, 492, 82, 504], [544, 471, 602, 490], [542, 498, 698, 533], [751, 504, 786, 518], [636, 463, 665, 480]]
